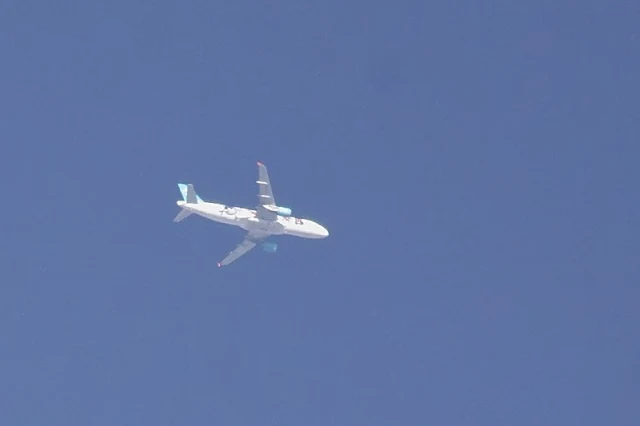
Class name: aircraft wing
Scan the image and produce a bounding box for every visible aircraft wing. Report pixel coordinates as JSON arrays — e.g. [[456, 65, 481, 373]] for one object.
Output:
[[256, 162, 278, 221], [217, 230, 269, 267]]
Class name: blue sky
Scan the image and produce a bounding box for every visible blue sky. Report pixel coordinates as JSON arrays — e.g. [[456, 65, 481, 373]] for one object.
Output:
[[1, 1, 638, 425]]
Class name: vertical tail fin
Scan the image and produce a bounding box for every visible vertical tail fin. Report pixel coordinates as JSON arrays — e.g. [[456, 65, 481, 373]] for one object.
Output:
[[174, 183, 202, 222], [177, 183, 202, 204]]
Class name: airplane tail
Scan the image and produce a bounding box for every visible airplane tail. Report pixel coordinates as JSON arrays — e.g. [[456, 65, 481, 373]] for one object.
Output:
[[174, 183, 202, 222], [178, 183, 202, 204]]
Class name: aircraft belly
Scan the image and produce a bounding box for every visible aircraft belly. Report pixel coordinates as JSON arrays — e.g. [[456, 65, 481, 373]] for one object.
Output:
[[284, 228, 311, 238], [241, 218, 284, 234], [203, 212, 236, 225], [282, 221, 319, 239]]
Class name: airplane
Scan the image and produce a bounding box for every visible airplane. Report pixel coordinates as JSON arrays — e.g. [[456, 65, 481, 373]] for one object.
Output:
[[173, 161, 329, 267]]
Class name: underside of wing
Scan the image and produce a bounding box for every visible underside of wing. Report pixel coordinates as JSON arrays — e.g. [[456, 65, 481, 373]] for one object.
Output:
[[256, 161, 275, 205], [217, 230, 269, 267], [256, 162, 278, 220]]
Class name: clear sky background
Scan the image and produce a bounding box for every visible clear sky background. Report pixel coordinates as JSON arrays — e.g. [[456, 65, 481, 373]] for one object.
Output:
[[1, 1, 639, 425]]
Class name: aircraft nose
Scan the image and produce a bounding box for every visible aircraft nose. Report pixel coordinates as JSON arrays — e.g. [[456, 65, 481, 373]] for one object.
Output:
[[319, 225, 329, 238]]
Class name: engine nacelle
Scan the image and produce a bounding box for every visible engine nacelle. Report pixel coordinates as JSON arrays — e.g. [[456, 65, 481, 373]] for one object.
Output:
[[262, 242, 278, 253], [276, 206, 292, 216]]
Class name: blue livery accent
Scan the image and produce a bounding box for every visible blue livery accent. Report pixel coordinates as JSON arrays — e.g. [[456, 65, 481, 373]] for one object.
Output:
[[276, 206, 292, 216], [177, 183, 203, 203], [262, 242, 278, 253], [177, 183, 189, 199]]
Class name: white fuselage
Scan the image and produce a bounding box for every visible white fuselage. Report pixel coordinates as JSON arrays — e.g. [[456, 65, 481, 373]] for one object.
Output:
[[176, 200, 329, 239]]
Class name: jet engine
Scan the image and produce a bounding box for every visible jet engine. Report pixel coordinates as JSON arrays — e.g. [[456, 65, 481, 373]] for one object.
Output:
[[262, 242, 278, 253], [276, 206, 292, 216]]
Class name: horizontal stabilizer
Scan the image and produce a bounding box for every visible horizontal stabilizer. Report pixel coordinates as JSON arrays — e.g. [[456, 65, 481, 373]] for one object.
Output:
[[173, 209, 193, 223]]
